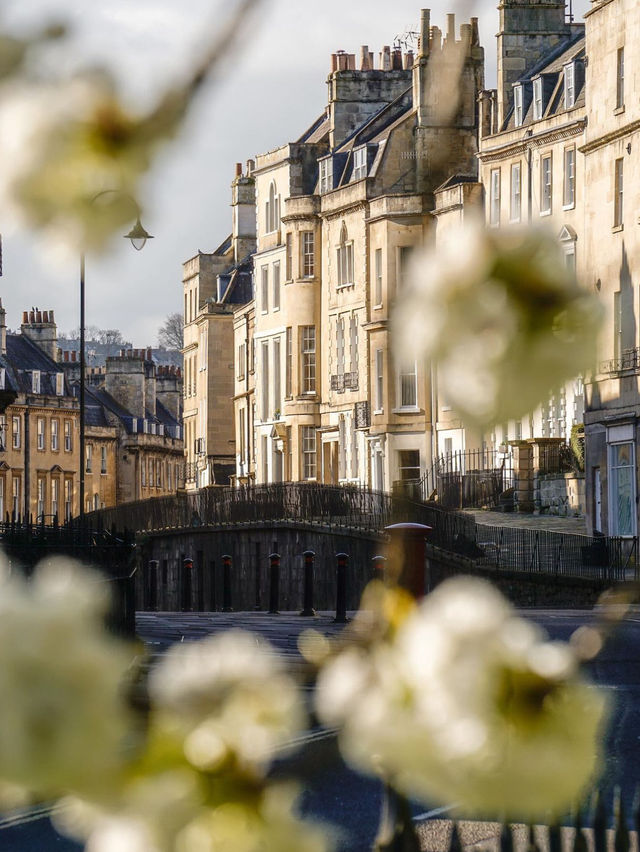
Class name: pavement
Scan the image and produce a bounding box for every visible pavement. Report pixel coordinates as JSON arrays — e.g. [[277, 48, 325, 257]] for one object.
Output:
[[465, 509, 588, 535]]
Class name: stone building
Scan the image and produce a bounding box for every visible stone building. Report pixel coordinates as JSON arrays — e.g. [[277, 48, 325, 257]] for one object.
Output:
[[582, 0, 639, 536], [0, 307, 80, 521], [182, 163, 255, 490], [77, 351, 184, 508], [444, 0, 587, 457], [230, 8, 485, 490]]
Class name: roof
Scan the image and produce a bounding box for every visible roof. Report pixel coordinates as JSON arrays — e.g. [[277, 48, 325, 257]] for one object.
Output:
[[501, 30, 586, 132], [59, 339, 182, 369], [3, 334, 70, 397], [296, 111, 331, 145]]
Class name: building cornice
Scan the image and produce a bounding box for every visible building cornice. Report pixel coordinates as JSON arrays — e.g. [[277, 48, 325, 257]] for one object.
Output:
[[478, 119, 587, 163], [321, 200, 369, 222], [583, 0, 615, 18], [579, 119, 640, 154]]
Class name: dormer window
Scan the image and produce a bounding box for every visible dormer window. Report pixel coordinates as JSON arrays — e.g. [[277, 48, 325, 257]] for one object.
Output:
[[31, 370, 40, 394], [319, 157, 333, 194], [513, 85, 523, 127], [353, 146, 367, 181], [533, 77, 543, 120], [564, 63, 575, 109], [56, 372, 64, 396], [265, 181, 280, 234]]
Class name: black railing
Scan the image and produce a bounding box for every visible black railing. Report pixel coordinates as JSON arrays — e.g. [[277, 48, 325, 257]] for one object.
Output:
[[421, 448, 515, 509], [0, 516, 137, 636], [600, 346, 640, 374]]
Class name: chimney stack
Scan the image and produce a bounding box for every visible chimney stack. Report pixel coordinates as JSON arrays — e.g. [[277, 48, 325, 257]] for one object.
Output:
[[21, 306, 58, 360]]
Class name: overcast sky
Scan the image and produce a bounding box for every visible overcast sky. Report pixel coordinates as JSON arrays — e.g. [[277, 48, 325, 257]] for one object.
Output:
[[1, 0, 588, 344]]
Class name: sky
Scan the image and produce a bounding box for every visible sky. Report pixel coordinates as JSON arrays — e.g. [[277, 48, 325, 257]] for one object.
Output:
[[1, 0, 589, 345]]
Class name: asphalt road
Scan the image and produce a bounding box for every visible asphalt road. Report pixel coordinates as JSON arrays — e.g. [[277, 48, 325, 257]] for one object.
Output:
[[3, 608, 640, 852]]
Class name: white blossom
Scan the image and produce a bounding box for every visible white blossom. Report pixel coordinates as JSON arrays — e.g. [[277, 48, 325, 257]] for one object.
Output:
[[0, 557, 133, 799], [316, 577, 607, 819], [149, 631, 305, 774], [392, 224, 603, 432]]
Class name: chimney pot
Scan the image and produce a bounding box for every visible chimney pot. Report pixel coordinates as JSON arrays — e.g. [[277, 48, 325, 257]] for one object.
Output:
[[235, 162, 242, 177], [246, 158, 255, 175], [392, 48, 403, 70], [22, 311, 28, 323]]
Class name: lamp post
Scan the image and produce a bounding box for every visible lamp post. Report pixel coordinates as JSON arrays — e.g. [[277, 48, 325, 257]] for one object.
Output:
[[79, 197, 153, 521]]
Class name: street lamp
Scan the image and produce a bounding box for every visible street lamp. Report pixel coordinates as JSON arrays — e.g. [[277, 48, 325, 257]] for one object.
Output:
[[79, 196, 154, 521]]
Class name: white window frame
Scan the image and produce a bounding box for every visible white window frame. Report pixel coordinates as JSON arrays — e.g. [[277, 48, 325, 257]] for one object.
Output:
[[301, 426, 317, 480], [319, 158, 333, 194], [375, 349, 384, 413], [513, 85, 523, 126], [540, 154, 552, 215], [614, 158, 624, 228], [261, 341, 269, 421], [563, 62, 575, 109], [533, 77, 543, 120], [273, 338, 281, 414], [489, 168, 500, 226], [265, 181, 280, 234], [608, 440, 636, 536], [31, 370, 40, 394], [12, 415, 20, 449], [510, 162, 521, 222], [261, 265, 269, 313], [397, 362, 418, 410], [336, 316, 345, 378], [64, 419, 72, 452], [337, 223, 354, 287], [272, 260, 280, 311], [101, 445, 107, 474], [374, 248, 383, 306], [301, 231, 315, 277], [37, 417, 45, 450], [285, 232, 293, 280], [563, 147, 576, 208], [56, 372, 64, 396], [353, 146, 367, 180], [349, 315, 358, 375], [616, 47, 625, 110], [300, 326, 316, 394]]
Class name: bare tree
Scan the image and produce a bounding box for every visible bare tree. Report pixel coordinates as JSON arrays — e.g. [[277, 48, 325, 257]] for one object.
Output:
[[158, 312, 183, 350], [96, 329, 126, 346]]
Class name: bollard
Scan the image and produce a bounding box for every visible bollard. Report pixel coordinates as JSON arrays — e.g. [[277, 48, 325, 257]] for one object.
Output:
[[300, 550, 316, 617], [147, 559, 159, 611], [221, 555, 233, 612], [384, 523, 432, 599], [334, 552, 349, 624], [268, 553, 280, 614], [371, 555, 387, 584], [181, 556, 193, 612]]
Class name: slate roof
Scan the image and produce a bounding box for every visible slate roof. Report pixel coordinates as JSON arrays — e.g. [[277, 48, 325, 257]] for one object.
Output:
[[58, 339, 182, 369], [3, 334, 70, 397], [501, 29, 586, 132]]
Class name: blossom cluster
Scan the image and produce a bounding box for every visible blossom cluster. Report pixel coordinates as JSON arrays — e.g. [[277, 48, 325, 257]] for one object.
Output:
[[316, 577, 607, 819]]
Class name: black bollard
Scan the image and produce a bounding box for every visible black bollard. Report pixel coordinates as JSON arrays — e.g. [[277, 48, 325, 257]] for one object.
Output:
[[181, 556, 193, 612], [300, 550, 316, 617], [384, 523, 432, 599], [222, 554, 233, 612], [371, 555, 387, 583], [147, 560, 159, 611], [268, 553, 280, 614], [334, 552, 349, 624]]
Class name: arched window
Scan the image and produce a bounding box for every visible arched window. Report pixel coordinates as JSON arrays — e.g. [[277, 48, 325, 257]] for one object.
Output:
[[336, 222, 354, 287], [266, 181, 280, 233]]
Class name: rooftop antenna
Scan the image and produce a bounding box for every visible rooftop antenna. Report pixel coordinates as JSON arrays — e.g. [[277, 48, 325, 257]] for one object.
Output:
[[393, 27, 419, 51], [567, 0, 574, 23]]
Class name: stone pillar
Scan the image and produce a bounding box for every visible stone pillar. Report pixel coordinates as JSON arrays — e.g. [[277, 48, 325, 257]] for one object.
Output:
[[511, 440, 534, 512]]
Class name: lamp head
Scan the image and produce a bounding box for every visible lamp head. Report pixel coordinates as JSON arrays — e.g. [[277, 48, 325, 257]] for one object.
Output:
[[124, 217, 154, 251]]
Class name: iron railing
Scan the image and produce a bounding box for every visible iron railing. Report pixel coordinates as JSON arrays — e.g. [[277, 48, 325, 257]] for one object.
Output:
[[600, 346, 640, 374], [421, 448, 515, 509]]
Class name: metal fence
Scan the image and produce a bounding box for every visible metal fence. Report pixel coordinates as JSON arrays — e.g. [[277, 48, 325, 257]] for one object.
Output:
[[0, 516, 137, 636], [472, 525, 638, 582], [420, 448, 516, 509], [83, 482, 638, 584]]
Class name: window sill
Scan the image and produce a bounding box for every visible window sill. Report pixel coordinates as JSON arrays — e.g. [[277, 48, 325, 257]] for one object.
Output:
[[614, 105, 625, 115], [373, 303, 383, 310], [562, 202, 575, 211], [539, 209, 552, 217], [612, 224, 624, 233], [373, 408, 384, 416], [336, 283, 355, 291], [508, 216, 521, 224], [392, 406, 421, 414]]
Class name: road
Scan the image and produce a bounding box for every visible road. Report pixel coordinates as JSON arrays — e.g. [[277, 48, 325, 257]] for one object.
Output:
[[2, 608, 640, 852]]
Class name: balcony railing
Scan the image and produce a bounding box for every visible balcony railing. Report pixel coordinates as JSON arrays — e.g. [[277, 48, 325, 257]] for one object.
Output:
[[330, 371, 359, 392], [600, 347, 640, 374]]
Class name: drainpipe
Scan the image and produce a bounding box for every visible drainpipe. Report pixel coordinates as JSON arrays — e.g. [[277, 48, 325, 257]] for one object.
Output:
[[24, 409, 30, 520]]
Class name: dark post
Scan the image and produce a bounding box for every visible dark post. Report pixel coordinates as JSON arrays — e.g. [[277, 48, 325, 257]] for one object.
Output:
[[334, 552, 349, 624], [147, 559, 159, 611], [181, 556, 193, 612], [254, 541, 261, 610], [371, 555, 387, 583], [208, 560, 216, 611], [300, 550, 316, 617], [384, 523, 432, 599], [268, 552, 280, 614], [222, 554, 233, 612]]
